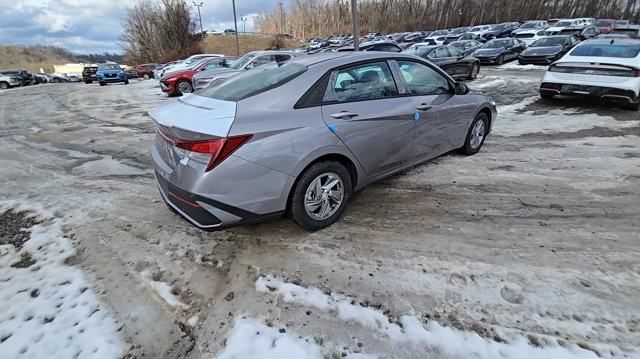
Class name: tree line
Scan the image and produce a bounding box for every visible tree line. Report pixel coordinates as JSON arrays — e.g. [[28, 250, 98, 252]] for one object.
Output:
[[254, 0, 640, 38]]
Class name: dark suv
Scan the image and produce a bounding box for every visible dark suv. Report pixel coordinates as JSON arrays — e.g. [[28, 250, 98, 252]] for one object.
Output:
[[82, 66, 98, 84], [0, 70, 33, 86]]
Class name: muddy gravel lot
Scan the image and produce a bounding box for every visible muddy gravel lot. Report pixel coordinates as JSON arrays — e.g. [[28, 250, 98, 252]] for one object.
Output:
[[0, 65, 639, 359]]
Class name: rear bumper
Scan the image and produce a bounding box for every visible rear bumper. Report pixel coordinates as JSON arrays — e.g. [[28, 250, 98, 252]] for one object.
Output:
[[540, 82, 639, 103]]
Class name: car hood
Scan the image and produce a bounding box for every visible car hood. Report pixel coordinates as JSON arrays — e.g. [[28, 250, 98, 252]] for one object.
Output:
[[97, 69, 123, 74], [522, 46, 562, 55], [194, 68, 241, 80], [473, 48, 505, 56], [546, 26, 565, 32], [161, 69, 194, 81], [149, 94, 236, 137]]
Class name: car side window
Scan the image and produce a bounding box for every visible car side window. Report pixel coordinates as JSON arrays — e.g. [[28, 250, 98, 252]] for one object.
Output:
[[275, 55, 291, 63], [249, 55, 275, 68], [433, 47, 449, 58], [447, 46, 462, 57], [397, 60, 450, 96], [328, 62, 398, 103], [204, 60, 224, 70]]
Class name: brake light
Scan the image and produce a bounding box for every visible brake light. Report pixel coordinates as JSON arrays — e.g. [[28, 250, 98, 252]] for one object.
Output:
[[158, 128, 252, 172]]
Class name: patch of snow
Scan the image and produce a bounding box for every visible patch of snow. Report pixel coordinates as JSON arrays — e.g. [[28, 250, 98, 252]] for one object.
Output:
[[13, 135, 95, 159], [140, 271, 188, 309], [498, 62, 547, 70], [0, 201, 122, 359], [72, 157, 150, 177], [98, 126, 134, 133], [256, 275, 602, 359], [217, 317, 323, 359], [496, 96, 640, 137], [471, 79, 506, 89]]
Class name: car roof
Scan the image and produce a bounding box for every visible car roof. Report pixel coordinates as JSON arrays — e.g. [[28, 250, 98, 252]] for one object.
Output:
[[290, 52, 427, 69], [581, 38, 640, 45]]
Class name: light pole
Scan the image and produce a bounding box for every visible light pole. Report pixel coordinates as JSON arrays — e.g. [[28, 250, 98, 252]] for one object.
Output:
[[231, 0, 240, 56], [240, 16, 247, 35], [193, 2, 204, 34], [350, 0, 359, 50]]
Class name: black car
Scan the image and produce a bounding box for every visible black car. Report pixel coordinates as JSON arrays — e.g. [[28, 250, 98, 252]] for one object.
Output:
[[403, 45, 480, 80], [482, 23, 520, 41], [457, 33, 482, 41], [337, 41, 403, 52], [559, 26, 600, 40], [397, 31, 427, 48], [82, 66, 98, 84], [471, 38, 527, 65], [449, 40, 484, 57], [518, 35, 578, 65], [444, 27, 470, 44], [0, 70, 33, 86]]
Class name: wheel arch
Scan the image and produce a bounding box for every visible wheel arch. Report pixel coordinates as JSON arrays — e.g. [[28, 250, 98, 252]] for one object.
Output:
[[478, 106, 493, 131]]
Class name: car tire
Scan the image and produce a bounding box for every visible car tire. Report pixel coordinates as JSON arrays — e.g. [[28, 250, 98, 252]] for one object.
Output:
[[540, 92, 555, 100], [496, 55, 505, 65], [0, 82, 8, 90], [624, 101, 640, 111], [289, 161, 352, 231], [467, 63, 480, 80], [84, 81, 92, 84], [99, 82, 106, 86], [143, 74, 150, 80], [124, 80, 129, 85], [460, 112, 489, 155], [176, 80, 193, 95]]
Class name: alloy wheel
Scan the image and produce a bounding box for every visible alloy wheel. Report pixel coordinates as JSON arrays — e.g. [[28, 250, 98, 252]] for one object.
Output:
[[178, 81, 193, 94], [304, 172, 344, 221], [470, 120, 486, 149]]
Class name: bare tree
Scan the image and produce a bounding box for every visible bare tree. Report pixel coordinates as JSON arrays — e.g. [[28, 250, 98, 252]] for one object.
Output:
[[121, 0, 201, 64]]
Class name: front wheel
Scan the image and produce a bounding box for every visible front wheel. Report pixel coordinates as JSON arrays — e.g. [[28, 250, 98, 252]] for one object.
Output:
[[99, 82, 106, 86], [289, 161, 352, 231], [143, 74, 150, 80], [624, 101, 639, 111], [496, 55, 505, 65], [540, 92, 555, 100], [124, 80, 129, 85], [468, 63, 479, 80], [176, 80, 193, 95], [0, 82, 9, 90], [460, 112, 489, 155]]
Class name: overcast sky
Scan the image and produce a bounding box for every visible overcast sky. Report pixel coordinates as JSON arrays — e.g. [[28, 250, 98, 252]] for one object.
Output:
[[0, 0, 279, 54]]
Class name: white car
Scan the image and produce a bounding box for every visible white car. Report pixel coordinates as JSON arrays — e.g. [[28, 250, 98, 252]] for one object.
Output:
[[546, 19, 583, 35], [514, 29, 549, 46], [467, 25, 493, 37], [539, 38, 640, 110], [159, 54, 224, 78], [423, 30, 449, 45], [0, 74, 21, 89], [512, 20, 549, 36]]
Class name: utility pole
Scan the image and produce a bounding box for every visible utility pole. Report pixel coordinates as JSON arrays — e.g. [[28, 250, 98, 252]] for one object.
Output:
[[232, 0, 240, 56], [279, 1, 284, 34], [193, 2, 204, 34], [351, 0, 359, 50]]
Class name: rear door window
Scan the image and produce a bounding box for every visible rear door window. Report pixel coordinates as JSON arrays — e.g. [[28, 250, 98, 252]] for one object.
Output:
[[326, 62, 398, 103]]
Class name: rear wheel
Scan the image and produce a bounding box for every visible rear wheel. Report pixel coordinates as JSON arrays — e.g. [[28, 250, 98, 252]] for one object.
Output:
[[143, 74, 150, 80], [0, 82, 9, 90], [176, 80, 193, 95], [84, 81, 92, 84], [468, 63, 480, 80], [289, 161, 352, 231], [124, 80, 129, 85], [99, 82, 106, 86], [624, 101, 639, 111], [540, 92, 555, 100], [460, 112, 489, 155]]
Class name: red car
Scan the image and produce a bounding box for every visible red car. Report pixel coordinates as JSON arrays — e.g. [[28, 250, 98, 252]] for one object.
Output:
[[595, 19, 615, 34], [160, 57, 236, 96], [135, 63, 160, 79]]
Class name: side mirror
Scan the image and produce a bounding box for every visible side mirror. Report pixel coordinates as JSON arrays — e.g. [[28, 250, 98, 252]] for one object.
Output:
[[454, 82, 469, 95]]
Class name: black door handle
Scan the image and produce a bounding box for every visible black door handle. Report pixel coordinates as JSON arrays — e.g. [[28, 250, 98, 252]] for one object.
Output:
[[416, 104, 432, 111]]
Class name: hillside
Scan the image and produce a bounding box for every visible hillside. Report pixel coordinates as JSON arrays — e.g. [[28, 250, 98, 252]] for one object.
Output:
[[0, 45, 125, 73], [201, 33, 300, 57]]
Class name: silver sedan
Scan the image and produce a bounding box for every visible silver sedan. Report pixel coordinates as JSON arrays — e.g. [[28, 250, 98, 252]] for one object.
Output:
[[149, 52, 497, 230]]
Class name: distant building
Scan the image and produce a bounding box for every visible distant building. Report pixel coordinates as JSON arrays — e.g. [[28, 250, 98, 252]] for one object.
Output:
[[52, 63, 97, 76]]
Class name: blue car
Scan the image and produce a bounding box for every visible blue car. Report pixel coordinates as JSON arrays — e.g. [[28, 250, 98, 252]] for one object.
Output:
[[96, 63, 129, 86]]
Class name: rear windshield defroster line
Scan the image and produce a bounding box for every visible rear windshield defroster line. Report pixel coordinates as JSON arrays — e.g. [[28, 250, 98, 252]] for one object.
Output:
[[196, 63, 307, 101]]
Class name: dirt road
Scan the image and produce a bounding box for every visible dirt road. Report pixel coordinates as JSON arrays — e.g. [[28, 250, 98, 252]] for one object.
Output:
[[0, 67, 638, 358]]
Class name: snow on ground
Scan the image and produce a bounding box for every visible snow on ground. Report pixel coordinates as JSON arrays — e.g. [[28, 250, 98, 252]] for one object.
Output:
[[217, 317, 323, 359], [71, 156, 151, 177], [495, 96, 640, 136], [254, 275, 600, 359], [0, 201, 122, 359], [140, 271, 189, 309], [497, 62, 548, 70]]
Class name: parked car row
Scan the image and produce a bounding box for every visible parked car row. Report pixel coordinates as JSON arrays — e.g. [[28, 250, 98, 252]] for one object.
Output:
[[0, 70, 75, 89]]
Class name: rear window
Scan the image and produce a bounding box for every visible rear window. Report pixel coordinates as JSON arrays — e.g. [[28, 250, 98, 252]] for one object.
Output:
[[570, 43, 640, 58], [196, 63, 307, 101]]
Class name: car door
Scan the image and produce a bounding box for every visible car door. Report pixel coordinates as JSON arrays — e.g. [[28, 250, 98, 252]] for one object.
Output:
[[392, 59, 463, 160], [446, 46, 470, 76], [320, 61, 416, 176], [428, 47, 457, 76]]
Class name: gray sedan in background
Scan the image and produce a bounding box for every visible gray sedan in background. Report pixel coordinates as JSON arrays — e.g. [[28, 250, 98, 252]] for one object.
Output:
[[150, 52, 497, 231], [192, 50, 299, 90]]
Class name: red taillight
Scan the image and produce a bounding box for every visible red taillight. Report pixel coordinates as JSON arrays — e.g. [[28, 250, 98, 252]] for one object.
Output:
[[158, 128, 252, 172]]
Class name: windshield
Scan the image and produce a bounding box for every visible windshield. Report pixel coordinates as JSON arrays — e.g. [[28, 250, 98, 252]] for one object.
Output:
[[197, 63, 307, 101], [449, 28, 467, 35], [185, 57, 206, 65], [470, 26, 486, 31], [570, 43, 640, 58], [231, 53, 257, 69], [596, 20, 613, 27], [98, 64, 121, 71], [615, 20, 629, 26], [555, 21, 573, 27], [530, 37, 566, 47], [520, 22, 537, 29], [489, 24, 506, 31], [482, 39, 510, 48], [450, 42, 466, 48], [403, 45, 434, 54], [430, 30, 448, 36]]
